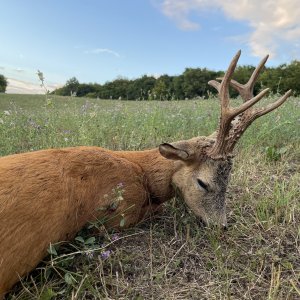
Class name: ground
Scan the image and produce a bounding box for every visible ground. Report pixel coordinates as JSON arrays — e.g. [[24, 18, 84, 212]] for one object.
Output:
[[0, 93, 299, 299]]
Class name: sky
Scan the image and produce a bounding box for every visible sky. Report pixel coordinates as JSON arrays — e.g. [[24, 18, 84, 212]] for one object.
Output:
[[1, 0, 300, 94]]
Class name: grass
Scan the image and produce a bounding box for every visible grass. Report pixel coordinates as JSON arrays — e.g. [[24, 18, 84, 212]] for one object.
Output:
[[0, 93, 299, 299]]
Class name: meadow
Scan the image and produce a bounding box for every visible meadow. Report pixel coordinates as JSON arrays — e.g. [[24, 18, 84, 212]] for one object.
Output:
[[0, 93, 299, 299]]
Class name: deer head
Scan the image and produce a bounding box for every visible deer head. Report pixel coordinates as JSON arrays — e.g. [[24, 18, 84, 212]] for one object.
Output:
[[159, 50, 292, 228]]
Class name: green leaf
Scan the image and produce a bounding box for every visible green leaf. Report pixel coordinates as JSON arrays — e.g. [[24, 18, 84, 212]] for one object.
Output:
[[75, 236, 85, 244], [47, 244, 57, 256], [64, 273, 76, 285], [40, 288, 57, 300], [85, 236, 96, 245]]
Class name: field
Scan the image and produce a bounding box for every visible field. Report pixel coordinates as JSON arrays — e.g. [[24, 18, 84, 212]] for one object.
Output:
[[0, 93, 299, 299]]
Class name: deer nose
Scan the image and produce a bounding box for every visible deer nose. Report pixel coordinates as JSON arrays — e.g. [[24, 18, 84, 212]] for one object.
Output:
[[220, 213, 228, 230]]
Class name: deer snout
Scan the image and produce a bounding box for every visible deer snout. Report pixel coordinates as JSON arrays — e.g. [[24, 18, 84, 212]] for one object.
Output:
[[216, 214, 228, 230], [201, 212, 227, 230], [220, 213, 228, 229], [220, 218, 228, 231]]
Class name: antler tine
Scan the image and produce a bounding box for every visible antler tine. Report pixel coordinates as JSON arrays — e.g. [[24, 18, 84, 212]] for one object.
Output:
[[232, 87, 270, 116], [220, 50, 241, 108], [255, 89, 292, 117], [225, 89, 292, 153], [209, 50, 241, 106], [219, 54, 269, 102], [244, 55, 269, 97], [216, 55, 269, 102]]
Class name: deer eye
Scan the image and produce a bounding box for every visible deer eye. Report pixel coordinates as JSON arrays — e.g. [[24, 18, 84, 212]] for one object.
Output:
[[197, 179, 209, 192]]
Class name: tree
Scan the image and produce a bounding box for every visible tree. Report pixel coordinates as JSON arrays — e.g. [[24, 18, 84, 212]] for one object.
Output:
[[76, 83, 97, 97], [260, 61, 300, 95], [131, 75, 156, 100], [108, 78, 132, 99], [173, 75, 185, 99], [152, 75, 173, 100], [51, 59, 300, 99], [53, 77, 80, 96], [0, 75, 8, 93], [182, 68, 220, 99], [280, 60, 300, 95], [65, 77, 80, 95]]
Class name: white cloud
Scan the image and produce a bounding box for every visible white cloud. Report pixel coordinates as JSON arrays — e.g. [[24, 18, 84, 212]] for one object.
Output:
[[14, 68, 25, 73], [6, 78, 62, 94], [84, 48, 120, 58], [147, 73, 162, 79], [158, 0, 300, 58]]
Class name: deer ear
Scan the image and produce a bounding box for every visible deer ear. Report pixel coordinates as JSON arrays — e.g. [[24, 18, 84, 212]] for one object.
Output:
[[159, 143, 191, 161]]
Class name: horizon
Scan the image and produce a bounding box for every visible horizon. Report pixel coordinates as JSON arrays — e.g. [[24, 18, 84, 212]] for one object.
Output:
[[1, 0, 300, 94]]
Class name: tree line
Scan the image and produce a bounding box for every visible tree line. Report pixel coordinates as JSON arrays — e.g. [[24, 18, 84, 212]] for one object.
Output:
[[53, 60, 300, 100], [2, 59, 300, 98]]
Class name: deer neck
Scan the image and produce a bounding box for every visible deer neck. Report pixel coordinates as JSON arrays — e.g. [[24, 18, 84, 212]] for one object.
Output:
[[116, 148, 176, 203]]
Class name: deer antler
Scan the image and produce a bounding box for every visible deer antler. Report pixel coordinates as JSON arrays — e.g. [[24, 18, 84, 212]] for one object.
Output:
[[208, 50, 292, 159]]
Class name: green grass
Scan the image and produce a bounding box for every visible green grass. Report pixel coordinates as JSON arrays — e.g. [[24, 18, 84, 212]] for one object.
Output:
[[0, 93, 299, 299]]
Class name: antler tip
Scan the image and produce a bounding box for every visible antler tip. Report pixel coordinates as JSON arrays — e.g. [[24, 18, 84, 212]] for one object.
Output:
[[208, 79, 217, 85], [261, 54, 269, 65], [234, 50, 242, 60], [208, 80, 221, 92]]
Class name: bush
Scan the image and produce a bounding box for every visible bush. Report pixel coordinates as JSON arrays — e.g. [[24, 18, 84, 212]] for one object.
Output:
[[0, 75, 7, 93]]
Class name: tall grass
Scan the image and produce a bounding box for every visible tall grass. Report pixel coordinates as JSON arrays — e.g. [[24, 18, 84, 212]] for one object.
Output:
[[0, 93, 299, 299]]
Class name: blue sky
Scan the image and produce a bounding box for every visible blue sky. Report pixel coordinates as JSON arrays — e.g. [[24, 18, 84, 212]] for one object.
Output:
[[1, 0, 300, 93]]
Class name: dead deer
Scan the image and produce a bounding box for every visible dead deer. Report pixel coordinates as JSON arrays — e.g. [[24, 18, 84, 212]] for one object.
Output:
[[0, 51, 291, 297]]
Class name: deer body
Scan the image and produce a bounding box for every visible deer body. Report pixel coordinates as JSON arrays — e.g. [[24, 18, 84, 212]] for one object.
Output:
[[0, 146, 178, 295], [0, 51, 292, 297]]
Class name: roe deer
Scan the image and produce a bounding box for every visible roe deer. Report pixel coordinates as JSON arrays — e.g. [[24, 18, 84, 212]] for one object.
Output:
[[0, 51, 291, 297]]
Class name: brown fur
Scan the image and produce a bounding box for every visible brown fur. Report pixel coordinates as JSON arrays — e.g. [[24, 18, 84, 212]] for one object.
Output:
[[0, 137, 224, 297], [0, 145, 176, 296]]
